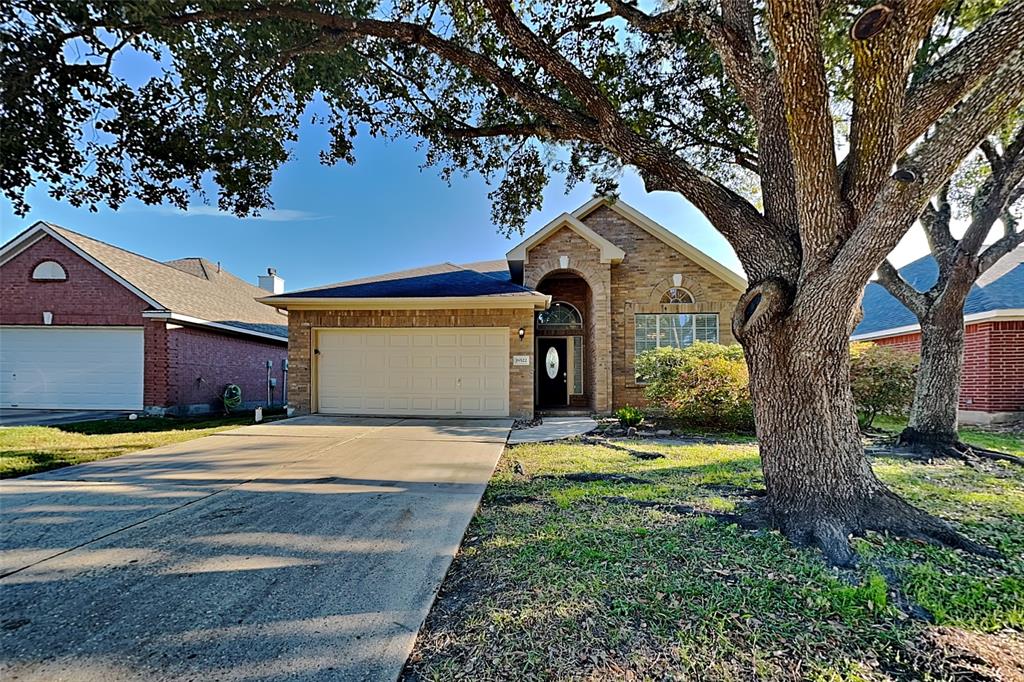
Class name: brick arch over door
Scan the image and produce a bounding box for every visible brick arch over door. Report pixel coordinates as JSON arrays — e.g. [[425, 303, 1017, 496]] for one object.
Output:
[[525, 255, 613, 412]]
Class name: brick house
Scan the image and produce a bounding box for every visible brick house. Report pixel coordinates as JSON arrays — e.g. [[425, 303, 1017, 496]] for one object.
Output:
[[0, 223, 289, 414], [261, 197, 745, 419], [854, 245, 1024, 425]]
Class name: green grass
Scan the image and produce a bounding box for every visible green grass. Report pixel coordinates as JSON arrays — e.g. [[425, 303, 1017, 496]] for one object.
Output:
[[0, 415, 256, 478], [404, 439, 1024, 681], [871, 414, 1023, 456]]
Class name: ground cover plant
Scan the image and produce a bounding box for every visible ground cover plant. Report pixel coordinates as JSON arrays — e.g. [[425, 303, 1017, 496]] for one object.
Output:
[[403, 438, 1024, 681]]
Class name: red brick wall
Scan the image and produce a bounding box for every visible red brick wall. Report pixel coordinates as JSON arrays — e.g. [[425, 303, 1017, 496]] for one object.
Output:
[[1, 234, 289, 412], [0, 235, 170, 407], [168, 326, 287, 412], [873, 320, 1024, 414]]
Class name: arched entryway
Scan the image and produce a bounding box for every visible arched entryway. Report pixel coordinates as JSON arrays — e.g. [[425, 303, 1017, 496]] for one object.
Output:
[[535, 272, 595, 410]]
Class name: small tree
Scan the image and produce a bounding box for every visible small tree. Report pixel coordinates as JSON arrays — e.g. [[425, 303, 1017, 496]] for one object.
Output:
[[636, 343, 753, 432], [848, 343, 919, 430], [876, 122, 1023, 457]]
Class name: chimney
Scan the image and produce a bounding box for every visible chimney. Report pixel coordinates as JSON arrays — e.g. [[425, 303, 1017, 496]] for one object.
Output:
[[258, 267, 284, 294]]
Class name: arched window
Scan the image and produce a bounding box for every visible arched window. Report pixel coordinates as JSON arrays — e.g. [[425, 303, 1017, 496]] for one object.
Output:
[[32, 260, 67, 281], [661, 287, 694, 304], [536, 301, 583, 327]]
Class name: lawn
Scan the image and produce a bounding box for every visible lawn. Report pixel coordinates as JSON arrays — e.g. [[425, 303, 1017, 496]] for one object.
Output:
[[0, 414, 257, 478], [402, 438, 1024, 681]]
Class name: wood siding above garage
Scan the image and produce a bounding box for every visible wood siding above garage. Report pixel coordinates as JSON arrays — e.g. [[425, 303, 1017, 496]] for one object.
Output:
[[287, 308, 536, 418]]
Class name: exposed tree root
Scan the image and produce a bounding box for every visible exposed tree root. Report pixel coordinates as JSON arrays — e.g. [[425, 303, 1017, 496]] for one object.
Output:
[[779, 488, 1003, 568], [581, 437, 666, 459], [896, 428, 1024, 466]]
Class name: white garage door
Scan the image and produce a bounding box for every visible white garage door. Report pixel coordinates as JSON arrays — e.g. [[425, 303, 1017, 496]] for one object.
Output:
[[317, 328, 509, 417], [0, 327, 145, 410]]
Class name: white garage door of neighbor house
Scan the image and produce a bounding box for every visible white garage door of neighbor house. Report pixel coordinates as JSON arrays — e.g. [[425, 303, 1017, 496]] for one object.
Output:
[[317, 328, 510, 417], [0, 327, 145, 410]]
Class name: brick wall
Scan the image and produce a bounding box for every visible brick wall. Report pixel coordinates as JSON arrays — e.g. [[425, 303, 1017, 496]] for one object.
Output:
[[286, 308, 535, 418], [579, 206, 743, 409], [167, 326, 288, 414], [0, 235, 171, 407], [873, 320, 1024, 414]]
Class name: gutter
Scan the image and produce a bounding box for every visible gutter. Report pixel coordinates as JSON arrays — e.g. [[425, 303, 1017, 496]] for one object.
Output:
[[142, 311, 288, 343]]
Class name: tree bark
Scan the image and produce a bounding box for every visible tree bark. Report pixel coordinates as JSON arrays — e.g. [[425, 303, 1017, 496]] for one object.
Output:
[[899, 313, 965, 451], [739, 298, 996, 566]]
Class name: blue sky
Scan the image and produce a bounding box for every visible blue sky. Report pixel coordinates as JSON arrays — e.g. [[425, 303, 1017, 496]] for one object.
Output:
[[1, 126, 752, 293]]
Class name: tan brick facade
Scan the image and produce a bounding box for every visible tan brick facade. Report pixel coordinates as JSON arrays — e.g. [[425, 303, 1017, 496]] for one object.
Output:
[[522, 205, 743, 411], [286, 308, 535, 418]]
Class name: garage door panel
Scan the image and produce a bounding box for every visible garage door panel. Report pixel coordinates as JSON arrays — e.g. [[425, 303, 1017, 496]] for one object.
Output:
[[0, 327, 144, 410], [317, 328, 509, 417]]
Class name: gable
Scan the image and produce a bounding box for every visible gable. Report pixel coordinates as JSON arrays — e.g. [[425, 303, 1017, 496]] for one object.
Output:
[[506, 212, 625, 265], [573, 198, 748, 292]]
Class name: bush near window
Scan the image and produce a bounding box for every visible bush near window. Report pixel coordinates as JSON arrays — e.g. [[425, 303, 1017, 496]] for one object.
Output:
[[635, 343, 753, 431], [849, 342, 919, 429]]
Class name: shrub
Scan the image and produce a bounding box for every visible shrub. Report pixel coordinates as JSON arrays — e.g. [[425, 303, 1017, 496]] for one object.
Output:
[[615, 405, 645, 428], [636, 343, 753, 431], [849, 342, 919, 428]]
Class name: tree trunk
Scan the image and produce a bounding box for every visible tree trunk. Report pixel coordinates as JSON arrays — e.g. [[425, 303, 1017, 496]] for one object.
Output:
[[741, 307, 994, 566], [900, 312, 965, 451]]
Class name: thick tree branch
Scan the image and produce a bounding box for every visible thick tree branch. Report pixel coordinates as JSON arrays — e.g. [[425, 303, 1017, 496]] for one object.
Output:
[[978, 218, 1024, 271], [899, 1, 1024, 152], [764, 0, 843, 268], [876, 260, 928, 317], [837, 54, 1024, 287], [844, 1, 944, 219]]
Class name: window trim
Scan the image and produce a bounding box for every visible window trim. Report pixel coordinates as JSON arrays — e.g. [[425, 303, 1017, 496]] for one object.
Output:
[[31, 260, 68, 281], [660, 287, 694, 304]]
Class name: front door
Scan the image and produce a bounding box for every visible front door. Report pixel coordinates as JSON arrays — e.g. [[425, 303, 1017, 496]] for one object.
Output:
[[537, 338, 569, 407]]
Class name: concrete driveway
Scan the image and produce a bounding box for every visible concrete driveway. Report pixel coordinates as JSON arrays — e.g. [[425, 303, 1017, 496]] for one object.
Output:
[[0, 415, 511, 681]]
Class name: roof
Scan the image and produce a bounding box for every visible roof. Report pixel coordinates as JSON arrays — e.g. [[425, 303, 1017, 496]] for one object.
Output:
[[0, 222, 288, 341], [854, 244, 1024, 339], [506, 213, 626, 264], [261, 261, 549, 310]]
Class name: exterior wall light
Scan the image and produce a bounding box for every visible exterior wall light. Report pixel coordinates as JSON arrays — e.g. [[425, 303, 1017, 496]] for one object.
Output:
[[518, 327, 526, 340]]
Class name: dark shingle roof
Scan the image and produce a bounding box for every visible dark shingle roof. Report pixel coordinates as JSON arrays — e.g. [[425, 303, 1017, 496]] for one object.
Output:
[[855, 245, 1024, 337], [277, 261, 535, 299], [44, 225, 288, 340]]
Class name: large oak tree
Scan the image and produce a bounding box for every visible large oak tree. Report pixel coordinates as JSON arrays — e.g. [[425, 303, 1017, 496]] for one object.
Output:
[[4, 0, 1024, 565]]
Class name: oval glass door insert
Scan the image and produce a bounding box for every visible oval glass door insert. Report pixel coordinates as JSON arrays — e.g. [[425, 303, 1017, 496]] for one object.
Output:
[[545, 346, 560, 379]]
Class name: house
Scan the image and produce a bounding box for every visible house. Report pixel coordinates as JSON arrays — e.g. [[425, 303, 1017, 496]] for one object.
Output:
[[260, 197, 746, 419], [854, 245, 1024, 425], [0, 222, 289, 414]]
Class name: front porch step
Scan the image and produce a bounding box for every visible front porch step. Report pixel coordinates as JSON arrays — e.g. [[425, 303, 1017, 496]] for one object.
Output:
[[537, 409, 593, 417]]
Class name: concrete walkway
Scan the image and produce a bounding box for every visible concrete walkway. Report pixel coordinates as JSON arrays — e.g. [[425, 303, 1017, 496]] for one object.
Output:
[[0, 416, 510, 682], [507, 416, 598, 444]]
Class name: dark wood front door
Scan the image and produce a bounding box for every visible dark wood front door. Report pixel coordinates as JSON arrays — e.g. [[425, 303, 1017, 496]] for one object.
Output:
[[538, 338, 569, 407]]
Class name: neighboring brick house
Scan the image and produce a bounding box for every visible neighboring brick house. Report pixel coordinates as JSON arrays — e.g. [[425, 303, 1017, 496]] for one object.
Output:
[[262, 197, 746, 419], [854, 245, 1024, 425], [0, 222, 289, 414]]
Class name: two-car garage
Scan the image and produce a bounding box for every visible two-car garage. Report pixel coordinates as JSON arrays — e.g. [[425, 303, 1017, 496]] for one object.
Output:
[[0, 327, 145, 410], [315, 328, 510, 417]]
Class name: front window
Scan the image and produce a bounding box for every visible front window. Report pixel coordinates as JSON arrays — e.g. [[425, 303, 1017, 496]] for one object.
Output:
[[635, 313, 719, 358]]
